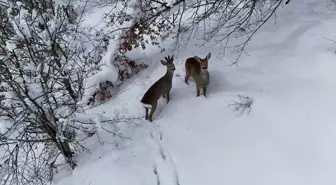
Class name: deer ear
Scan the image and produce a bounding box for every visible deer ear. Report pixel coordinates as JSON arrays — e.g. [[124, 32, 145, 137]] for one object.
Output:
[[161, 60, 168, 65], [205, 52, 211, 60], [194, 56, 202, 63]]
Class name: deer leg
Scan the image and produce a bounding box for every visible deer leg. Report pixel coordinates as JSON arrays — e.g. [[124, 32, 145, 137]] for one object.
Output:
[[196, 86, 200, 97], [145, 107, 149, 120], [149, 102, 157, 122], [166, 90, 170, 104], [185, 73, 190, 85], [203, 86, 207, 98], [162, 92, 166, 98]]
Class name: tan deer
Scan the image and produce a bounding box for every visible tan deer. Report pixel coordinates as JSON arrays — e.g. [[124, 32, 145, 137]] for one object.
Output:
[[184, 53, 211, 97], [140, 55, 175, 122]]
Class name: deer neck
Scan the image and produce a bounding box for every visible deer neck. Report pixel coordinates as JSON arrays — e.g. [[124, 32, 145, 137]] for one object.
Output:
[[164, 70, 174, 80], [201, 70, 208, 79]]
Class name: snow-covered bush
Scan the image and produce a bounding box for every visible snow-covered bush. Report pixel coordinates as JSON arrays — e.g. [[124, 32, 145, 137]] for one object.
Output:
[[0, 0, 124, 184], [82, 0, 178, 106]]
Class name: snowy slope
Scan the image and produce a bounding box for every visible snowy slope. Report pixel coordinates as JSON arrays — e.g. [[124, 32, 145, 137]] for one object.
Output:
[[55, 0, 336, 185]]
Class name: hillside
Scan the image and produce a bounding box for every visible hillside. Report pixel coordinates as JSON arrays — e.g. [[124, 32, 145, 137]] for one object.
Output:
[[55, 0, 336, 185]]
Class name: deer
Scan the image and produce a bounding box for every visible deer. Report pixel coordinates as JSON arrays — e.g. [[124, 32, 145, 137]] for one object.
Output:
[[184, 52, 211, 97], [140, 55, 175, 122]]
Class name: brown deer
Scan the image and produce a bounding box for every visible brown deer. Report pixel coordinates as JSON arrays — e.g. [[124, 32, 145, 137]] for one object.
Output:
[[184, 53, 211, 97], [140, 55, 175, 122]]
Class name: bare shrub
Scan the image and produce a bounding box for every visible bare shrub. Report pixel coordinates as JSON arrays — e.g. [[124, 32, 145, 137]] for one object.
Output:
[[227, 95, 254, 115]]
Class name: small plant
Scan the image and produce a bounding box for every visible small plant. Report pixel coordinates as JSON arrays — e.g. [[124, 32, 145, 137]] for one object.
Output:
[[227, 95, 254, 115], [86, 81, 114, 106], [114, 54, 149, 82]]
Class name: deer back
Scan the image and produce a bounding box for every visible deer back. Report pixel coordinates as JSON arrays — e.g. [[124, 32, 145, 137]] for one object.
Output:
[[185, 57, 202, 77], [185, 53, 211, 86], [140, 77, 169, 104]]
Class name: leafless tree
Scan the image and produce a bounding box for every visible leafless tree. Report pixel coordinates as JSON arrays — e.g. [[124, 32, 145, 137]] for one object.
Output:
[[0, 0, 140, 184], [101, 0, 289, 66]]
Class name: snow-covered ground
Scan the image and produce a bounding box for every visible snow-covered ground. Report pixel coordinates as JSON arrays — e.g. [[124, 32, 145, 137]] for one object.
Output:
[[55, 0, 336, 185]]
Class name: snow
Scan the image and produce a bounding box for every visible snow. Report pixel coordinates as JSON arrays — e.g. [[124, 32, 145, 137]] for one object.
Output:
[[0, 120, 13, 135], [8, 7, 32, 39], [54, 0, 336, 185], [5, 41, 16, 51]]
